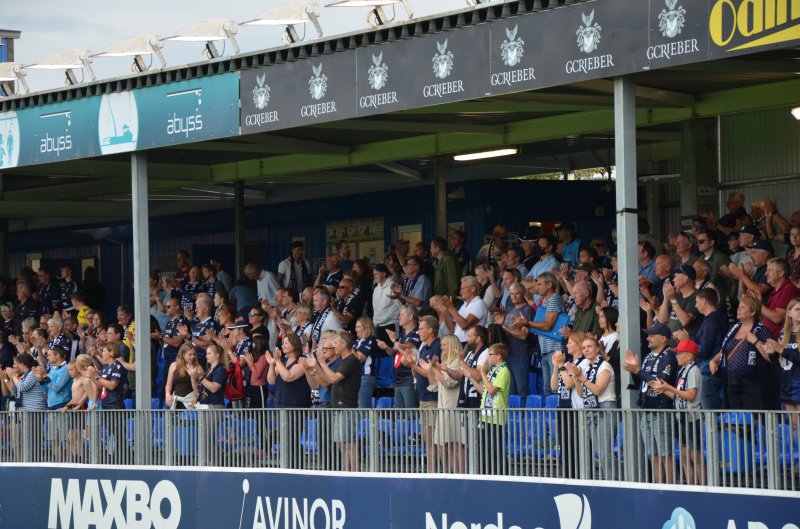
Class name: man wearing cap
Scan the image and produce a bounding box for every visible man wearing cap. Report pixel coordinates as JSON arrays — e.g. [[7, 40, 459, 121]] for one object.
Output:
[[518, 227, 541, 272], [726, 239, 773, 303], [278, 241, 312, 294], [227, 317, 253, 366], [477, 225, 509, 270], [430, 236, 461, 299], [371, 264, 402, 341], [762, 258, 800, 339], [658, 264, 702, 338], [697, 229, 731, 294], [556, 222, 582, 269], [622, 322, 678, 484], [649, 338, 704, 485]]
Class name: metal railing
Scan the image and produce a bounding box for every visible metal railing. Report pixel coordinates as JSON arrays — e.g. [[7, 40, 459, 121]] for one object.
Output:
[[1, 408, 797, 490]]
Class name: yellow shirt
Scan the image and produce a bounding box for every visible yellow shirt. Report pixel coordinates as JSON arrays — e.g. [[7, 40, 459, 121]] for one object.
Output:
[[124, 320, 136, 363]]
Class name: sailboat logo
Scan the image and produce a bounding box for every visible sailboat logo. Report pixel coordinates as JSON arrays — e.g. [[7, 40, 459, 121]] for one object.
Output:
[[0, 111, 21, 168], [552, 494, 592, 529], [98, 91, 139, 155]]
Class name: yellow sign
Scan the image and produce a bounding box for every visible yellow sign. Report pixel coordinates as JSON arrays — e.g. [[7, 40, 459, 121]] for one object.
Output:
[[709, 0, 800, 51]]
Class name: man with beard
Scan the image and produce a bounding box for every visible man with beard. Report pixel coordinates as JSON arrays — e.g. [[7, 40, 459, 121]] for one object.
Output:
[[454, 325, 490, 409]]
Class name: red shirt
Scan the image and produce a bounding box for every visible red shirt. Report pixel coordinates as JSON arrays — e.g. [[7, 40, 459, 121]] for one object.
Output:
[[764, 279, 800, 337]]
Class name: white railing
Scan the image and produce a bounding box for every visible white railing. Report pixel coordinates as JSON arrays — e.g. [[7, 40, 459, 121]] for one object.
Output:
[[1, 408, 797, 490]]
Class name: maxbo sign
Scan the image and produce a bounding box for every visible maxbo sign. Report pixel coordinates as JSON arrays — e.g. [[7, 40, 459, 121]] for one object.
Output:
[[3, 465, 799, 529]]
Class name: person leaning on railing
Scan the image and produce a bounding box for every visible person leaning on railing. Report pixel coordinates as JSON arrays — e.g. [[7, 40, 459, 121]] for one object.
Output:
[[3, 352, 47, 461]]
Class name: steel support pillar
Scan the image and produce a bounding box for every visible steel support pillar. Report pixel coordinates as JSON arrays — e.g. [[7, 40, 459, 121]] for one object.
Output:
[[132, 152, 152, 412]]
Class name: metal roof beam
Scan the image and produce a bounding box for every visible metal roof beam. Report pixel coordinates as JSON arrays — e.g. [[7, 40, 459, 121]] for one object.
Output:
[[394, 100, 604, 115], [230, 134, 352, 155], [376, 162, 423, 180], [573, 79, 696, 108], [310, 120, 505, 135], [694, 78, 800, 117], [0, 200, 131, 218], [5, 159, 210, 181], [3, 178, 192, 201]]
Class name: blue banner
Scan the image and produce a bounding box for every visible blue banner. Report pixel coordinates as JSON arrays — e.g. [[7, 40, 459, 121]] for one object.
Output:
[[1, 465, 797, 529]]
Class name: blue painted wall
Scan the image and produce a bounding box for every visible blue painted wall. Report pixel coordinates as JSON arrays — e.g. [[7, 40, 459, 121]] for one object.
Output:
[[8, 179, 616, 309]]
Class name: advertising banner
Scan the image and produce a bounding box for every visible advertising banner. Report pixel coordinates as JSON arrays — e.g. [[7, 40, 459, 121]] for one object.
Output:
[[2, 464, 798, 529]]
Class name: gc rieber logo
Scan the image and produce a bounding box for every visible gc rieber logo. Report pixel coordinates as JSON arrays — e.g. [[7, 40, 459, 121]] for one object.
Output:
[[491, 24, 536, 88], [244, 73, 279, 126], [647, 0, 699, 61], [423, 39, 465, 99], [47, 478, 181, 529], [301, 63, 337, 118], [566, 10, 614, 74], [360, 51, 398, 110]]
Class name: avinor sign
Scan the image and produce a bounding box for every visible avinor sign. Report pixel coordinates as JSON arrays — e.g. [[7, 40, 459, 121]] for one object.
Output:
[[2, 464, 798, 529]]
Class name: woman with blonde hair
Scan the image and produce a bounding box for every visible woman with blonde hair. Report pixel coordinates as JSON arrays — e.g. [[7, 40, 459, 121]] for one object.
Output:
[[165, 343, 201, 409], [764, 298, 800, 441], [423, 333, 464, 473]]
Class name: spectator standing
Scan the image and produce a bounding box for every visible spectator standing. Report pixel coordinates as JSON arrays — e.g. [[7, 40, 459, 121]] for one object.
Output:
[[476, 343, 511, 475], [405, 315, 441, 473], [278, 241, 312, 293], [431, 236, 461, 298], [622, 323, 678, 484], [494, 282, 534, 400], [423, 334, 464, 474], [353, 316, 381, 408], [477, 225, 509, 270], [763, 299, 800, 442], [442, 276, 488, 343], [556, 222, 582, 268]]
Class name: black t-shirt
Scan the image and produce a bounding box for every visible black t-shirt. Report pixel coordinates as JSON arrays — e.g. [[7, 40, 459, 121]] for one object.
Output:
[[200, 364, 228, 406], [331, 354, 362, 408], [99, 361, 126, 409], [394, 328, 421, 387]]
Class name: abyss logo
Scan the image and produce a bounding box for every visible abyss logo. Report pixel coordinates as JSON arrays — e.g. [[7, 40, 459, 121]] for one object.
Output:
[[47, 478, 181, 529], [709, 0, 800, 52]]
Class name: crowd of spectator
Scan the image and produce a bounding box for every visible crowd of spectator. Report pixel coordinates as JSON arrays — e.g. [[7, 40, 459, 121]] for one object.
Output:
[[1, 193, 799, 478]]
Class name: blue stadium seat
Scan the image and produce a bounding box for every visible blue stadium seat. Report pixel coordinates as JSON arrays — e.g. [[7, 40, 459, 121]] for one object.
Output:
[[376, 396, 394, 409], [376, 357, 396, 389], [392, 419, 424, 456], [150, 397, 161, 410], [300, 418, 319, 454], [507, 395, 521, 408], [525, 395, 542, 409], [528, 372, 539, 396], [124, 399, 133, 410], [544, 394, 559, 408]]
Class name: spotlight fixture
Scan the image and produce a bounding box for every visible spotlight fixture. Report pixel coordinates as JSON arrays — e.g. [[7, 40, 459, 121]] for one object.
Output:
[[94, 35, 166, 73], [465, 0, 494, 5], [241, 1, 323, 45], [166, 19, 240, 59], [326, 0, 413, 27], [28, 49, 95, 85], [792, 107, 800, 121], [0, 62, 29, 95], [454, 147, 519, 162]]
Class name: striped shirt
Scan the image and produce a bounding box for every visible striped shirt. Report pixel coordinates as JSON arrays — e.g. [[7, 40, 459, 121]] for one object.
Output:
[[15, 371, 47, 410]]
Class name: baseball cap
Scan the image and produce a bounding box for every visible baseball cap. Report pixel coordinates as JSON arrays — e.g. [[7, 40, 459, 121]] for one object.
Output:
[[749, 240, 774, 254], [675, 339, 699, 355], [644, 323, 672, 339], [672, 263, 697, 281], [518, 226, 541, 243], [738, 225, 759, 238], [226, 317, 251, 331]]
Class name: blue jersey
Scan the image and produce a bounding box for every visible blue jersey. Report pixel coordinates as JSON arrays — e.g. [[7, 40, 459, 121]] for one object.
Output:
[[635, 347, 678, 409], [191, 317, 218, 360], [163, 316, 188, 362]]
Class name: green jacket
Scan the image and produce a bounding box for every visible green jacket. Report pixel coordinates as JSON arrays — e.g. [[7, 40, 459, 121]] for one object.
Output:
[[434, 250, 462, 298]]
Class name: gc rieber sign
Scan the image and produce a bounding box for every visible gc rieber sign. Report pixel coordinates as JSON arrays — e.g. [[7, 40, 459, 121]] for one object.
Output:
[[709, 0, 800, 50]]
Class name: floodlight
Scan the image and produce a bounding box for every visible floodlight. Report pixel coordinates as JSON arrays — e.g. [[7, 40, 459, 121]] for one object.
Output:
[[792, 107, 800, 121], [242, 1, 323, 45], [94, 34, 166, 72], [465, 0, 494, 5], [0, 62, 29, 95], [28, 49, 95, 85], [454, 147, 519, 162], [326, 0, 412, 27], [166, 19, 240, 59]]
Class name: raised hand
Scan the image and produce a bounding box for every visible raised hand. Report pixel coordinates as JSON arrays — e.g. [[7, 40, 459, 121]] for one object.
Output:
[[622, 349, 639, 373], [552, 350, 565, 367]]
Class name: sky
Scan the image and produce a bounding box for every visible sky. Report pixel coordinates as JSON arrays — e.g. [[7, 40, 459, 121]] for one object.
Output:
[[4, 0, 481, 93]]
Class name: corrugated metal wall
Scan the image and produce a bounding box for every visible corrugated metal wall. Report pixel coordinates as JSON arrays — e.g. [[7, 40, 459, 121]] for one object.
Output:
[[721, 107, 800, 182]]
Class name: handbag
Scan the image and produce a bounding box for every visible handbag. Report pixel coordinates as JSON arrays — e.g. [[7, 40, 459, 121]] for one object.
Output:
[[529, 306, 570, 342]]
